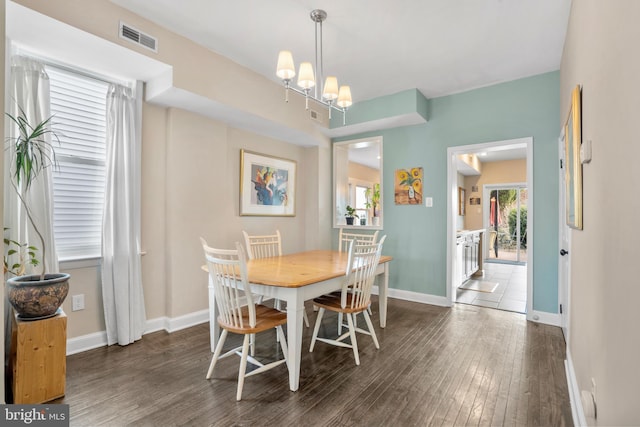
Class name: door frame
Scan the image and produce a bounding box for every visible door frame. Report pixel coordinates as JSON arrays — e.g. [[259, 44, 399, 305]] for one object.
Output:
[[446, 137, 534, 319], [558, 132, 571, 340]]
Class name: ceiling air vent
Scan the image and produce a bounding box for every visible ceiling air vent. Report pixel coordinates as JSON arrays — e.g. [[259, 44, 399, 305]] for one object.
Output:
[[119, 22, 158, 53]]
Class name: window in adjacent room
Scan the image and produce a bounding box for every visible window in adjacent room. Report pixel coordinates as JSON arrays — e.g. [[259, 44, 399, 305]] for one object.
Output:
[[354, 185, 369, 222]]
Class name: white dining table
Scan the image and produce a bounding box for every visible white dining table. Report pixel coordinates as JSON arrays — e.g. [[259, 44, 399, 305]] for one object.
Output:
[[204, 249, 392, 391]]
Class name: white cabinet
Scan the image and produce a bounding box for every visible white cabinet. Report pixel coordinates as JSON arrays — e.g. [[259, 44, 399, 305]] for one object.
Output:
[[455, 237, 464, 287], [456, 230, 484, 287]]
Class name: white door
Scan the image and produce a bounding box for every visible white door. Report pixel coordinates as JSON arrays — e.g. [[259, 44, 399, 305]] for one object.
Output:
[[558, 134, 570, 340]]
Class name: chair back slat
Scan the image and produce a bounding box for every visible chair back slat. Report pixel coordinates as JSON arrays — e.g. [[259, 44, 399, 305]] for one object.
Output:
[[201, 238, 256, 328], [242, 230, 282, 260], [342, 235, 385, 310], [338, 228, 379, 253]]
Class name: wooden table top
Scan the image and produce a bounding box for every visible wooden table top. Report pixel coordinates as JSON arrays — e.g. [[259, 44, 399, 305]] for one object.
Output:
[[203, 250, 392, 289]]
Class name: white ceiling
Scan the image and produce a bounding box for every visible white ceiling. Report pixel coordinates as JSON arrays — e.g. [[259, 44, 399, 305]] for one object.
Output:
[[110, 0, 571, 102]]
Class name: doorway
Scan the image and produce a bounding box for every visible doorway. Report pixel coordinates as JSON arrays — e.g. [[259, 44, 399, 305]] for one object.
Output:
[[447, 137, 533, 318], [485, 185, 528, 264]]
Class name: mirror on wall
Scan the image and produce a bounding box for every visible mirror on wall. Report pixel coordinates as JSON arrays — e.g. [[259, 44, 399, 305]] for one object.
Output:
[[333, 136, 383, 229]]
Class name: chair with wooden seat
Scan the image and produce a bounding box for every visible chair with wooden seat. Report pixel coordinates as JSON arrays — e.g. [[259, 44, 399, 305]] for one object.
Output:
[[336, 228, 380, 333], [242, 230, 309, 327], [338, 228, 379, 252], [200, 238, 289, 401], [309, 237, 385, 365]]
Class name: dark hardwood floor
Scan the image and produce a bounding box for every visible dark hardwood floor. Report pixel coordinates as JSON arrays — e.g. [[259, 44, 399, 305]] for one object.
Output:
[[55, 298, 573, 426]]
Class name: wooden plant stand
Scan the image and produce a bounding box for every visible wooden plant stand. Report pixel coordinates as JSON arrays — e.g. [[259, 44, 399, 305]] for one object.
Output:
[[11, 310, 67, 403]]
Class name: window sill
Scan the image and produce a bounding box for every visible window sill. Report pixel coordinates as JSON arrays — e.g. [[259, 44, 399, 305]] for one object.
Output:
[[59, 256, 101, 270]]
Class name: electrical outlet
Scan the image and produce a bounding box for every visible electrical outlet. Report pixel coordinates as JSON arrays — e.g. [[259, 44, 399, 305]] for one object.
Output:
[[72, 294, 85, 311]]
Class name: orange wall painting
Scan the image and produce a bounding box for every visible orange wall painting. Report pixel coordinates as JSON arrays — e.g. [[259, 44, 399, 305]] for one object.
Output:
[[395, 167, 423, 205]]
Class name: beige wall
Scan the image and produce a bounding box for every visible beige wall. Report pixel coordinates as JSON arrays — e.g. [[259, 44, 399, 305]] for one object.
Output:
[[561, 1, 640, 425], [464, 159, 526, 230], [6, 1, 332, 340], [348, 162, 380, 183]]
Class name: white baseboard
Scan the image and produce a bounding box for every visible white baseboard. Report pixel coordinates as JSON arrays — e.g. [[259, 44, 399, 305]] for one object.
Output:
[[66, 309, 210, 355], [66, 331, 108, 355], [373, 285, 450, 307], [373, 286, 560, 327], [565, 349, 587, 426], [528, 310, 562, 327], [165, 309, 209, 332]]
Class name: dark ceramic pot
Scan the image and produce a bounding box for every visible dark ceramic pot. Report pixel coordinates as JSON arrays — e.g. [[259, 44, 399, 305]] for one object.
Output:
[[7, 273, 70, 319], [346, 217, 355, 225]]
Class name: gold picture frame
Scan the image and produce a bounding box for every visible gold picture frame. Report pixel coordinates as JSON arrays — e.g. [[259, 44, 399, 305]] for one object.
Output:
[[240, 149, 296, 216], [458, 187, 466, 216], [564, 85, 582, 229]]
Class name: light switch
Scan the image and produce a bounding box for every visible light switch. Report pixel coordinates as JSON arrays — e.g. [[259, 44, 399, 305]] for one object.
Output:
[[425, 197, 433, 207]]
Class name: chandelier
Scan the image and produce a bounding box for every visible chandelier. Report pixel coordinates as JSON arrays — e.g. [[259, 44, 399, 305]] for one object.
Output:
[[276, 9, 352, 125]]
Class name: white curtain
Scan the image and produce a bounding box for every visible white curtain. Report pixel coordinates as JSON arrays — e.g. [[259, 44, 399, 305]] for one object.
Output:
[[101, 83, 146, 346], [4, 56, 59, 368], [5, 56, 59, 274]]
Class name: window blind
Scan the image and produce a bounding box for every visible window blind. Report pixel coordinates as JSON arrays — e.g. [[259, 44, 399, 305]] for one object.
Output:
[[48, 66, 109, 260]]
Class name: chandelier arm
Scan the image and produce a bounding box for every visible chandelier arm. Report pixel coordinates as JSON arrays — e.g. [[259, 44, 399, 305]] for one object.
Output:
[[284, 79, 291, 103], [284, 85, 340, 110]]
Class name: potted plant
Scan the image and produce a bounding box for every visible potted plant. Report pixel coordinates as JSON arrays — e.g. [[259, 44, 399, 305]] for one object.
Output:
[[5, 108, 70, 319], [4, 227, 39, 277], [344, 205, 359, 225], [365, 183, 381, 226]]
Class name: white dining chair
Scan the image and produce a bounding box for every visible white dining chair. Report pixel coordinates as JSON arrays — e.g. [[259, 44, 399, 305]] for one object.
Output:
[[242, 230, 282, 260], [336, 229, 381, 333], [200, 237, 289, 401], [242, 230, 309, 328], [338, 228, 379, 252], [309, 237, 385, 365]]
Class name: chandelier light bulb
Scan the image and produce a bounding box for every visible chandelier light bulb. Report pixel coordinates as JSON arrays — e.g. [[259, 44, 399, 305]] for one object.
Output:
[[322, 76, 339, 100], [276, 50, 296, 80], [297, 62, 316, 89], [337, 85, 352, 108]]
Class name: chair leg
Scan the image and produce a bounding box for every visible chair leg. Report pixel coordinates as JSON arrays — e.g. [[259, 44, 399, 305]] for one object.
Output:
[[303, 309, 310, 327], [337, 313, 343, 335], [276, 325, 289, 367], [236, 334, 251, 401], [207, 329, 228, 379], [363, 310, 380, 349], [346, 312, 360, 365], [309, 308, 325, 352], [250, 333, 256, 356]]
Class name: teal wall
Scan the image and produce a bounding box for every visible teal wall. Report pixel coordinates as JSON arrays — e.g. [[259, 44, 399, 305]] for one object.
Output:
[[330, 89, 428, 128], [335, 71, 560, 313]]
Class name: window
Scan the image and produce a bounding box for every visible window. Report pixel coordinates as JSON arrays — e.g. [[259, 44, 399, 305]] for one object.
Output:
[[47, 66, 109, 260], [355, 185, 369, 220]]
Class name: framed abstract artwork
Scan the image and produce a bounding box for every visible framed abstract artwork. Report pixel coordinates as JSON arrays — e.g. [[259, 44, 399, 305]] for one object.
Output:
[[240, 149, 296, 216]]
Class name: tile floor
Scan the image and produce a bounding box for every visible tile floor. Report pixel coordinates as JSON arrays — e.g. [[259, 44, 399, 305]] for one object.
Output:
[[456, 261, 527, 313]]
